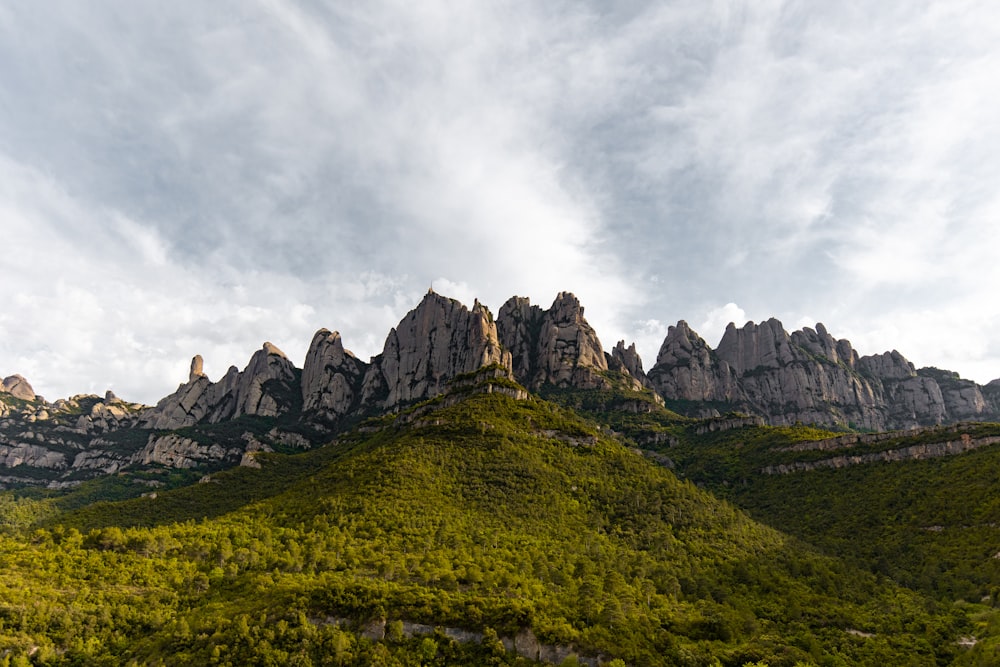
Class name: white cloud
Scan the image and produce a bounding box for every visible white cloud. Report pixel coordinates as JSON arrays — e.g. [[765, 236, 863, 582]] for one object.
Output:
[[700, 303, 748, 346], [3, 0, 1000, 403]]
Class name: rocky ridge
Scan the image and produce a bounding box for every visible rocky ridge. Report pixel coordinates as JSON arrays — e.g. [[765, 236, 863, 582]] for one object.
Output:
[[648, 318, 1000, 430], [496, 292, 644, 392], [3, 289, 999, 490], [361, 291, 512, 409], [139, 343, 299, 430]]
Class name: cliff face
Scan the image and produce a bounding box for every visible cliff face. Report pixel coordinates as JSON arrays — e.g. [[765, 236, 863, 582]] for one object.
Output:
[[301, 329, 367, 421], [139, 343, 299, 430], [497, 292, 645, 391], [360, 291, 512, 410], [648, 319, 1000, 430], [4, 289, 1000, 491], [646, 321, 740, 410]]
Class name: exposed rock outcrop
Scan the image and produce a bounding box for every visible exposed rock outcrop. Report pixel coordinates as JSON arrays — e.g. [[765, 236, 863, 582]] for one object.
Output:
[[1, 375, 36, 401], [496, 292, 612, 390], [139, 344, 298, 430], [0, 442, 67, 469], [360, 290, 512, 410], [610, 340, 651, 388], [230, 343, 298, 419], [189, 355, 206, 382], [132, 434, 235, 469], [649, 319, 999, 430], [762, 433, 1000, 474], [301, 329, 367, 420], [646, 321, 739, 409]]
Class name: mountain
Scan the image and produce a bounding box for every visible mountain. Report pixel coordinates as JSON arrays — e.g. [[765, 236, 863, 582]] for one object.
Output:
[[0, 375, 980, 665], [5, 290, 1000, 663], [647, 319, 1000, 430], [3, 291, 999, 493]]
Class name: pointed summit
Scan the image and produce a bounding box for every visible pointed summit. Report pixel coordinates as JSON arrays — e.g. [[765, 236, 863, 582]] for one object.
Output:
[[360, 292, 512, 408], [189, 355, 206, 383], [496, 292, 609, 390], [301, 329, 367, 419]]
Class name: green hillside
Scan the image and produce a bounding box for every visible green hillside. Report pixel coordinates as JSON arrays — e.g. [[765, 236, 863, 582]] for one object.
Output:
[[0, 384, 987, 665]]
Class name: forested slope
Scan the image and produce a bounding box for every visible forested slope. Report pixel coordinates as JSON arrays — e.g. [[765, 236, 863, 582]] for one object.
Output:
[[0, 386, 980, 665]]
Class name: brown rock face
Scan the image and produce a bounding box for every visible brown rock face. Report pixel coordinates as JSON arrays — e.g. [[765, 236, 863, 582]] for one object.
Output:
[[496, 292, 609, 390], [361, 290, 512, 409], [1, 375, 36, 401], [189, 355, 206, 382], [301, 329, 367, 419]]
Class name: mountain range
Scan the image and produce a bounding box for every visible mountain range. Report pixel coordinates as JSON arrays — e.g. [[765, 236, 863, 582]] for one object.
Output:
[[2, 289, 999, 491], [4, 290, 1000, 664]]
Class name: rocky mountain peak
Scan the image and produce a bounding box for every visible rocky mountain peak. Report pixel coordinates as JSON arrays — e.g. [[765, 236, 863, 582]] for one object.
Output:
[[715, 318, 796, 375], [790, 324, 858, 367], [611, 340, 644, 377], [261, 342, 287, 359], [301, 329, 367, 419], [655, 320, 711, 367], [230, 343, 297, 419], [496, 292, 609, 390], [1, 375, 35, 401], [647, 321, 740, 407], [361, 291, 512, 409], [496, 296, 544, 382], [858, 350, 916, 380], [140, 342, 298, 430], [189, 355, 206, 383]]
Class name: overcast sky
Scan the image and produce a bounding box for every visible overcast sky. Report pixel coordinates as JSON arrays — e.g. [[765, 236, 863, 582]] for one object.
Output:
[[2, 1, 999, 404]]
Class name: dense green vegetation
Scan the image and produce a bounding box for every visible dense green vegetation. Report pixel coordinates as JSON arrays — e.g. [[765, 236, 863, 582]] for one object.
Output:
[[2, 382, 1000, 664]]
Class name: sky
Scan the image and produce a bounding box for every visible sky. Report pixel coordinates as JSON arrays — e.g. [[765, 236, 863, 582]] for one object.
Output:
[[2, 1, 999, 404]]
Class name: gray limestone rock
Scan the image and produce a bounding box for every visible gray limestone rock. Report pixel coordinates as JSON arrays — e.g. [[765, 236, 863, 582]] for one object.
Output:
[[139, 344, 298, 430], [647, 320, 740, 404], [496, 296, 544, 382], [0, 442, 67, 469], [496, 292, 609, 390], [361, 290, 512, 409], [917, 368, 988, 421], [715, 319, 797, 375], [228, 343, 297, 419], [610, 340, 650, 387], [858, 350, 916, 380], [647, 317, 978, 430], [132, 434, 235, 469], [790, 324, 858, 368], [1, 375, 35, 401], [301, 329, 367, 419]]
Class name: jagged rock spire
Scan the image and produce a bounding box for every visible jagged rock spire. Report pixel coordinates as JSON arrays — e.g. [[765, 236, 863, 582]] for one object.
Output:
[[497, 292, 610, 390], [361, 290, 512, 408], [301, 329, 367, 419]]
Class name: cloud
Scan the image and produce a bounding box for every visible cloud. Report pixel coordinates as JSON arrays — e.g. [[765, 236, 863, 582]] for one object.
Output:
[[699, 303, 749, 346], [3, 0, 1000, 401]]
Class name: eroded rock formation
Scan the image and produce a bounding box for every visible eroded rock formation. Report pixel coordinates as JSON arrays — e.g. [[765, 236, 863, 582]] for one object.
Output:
[[497, 292, 622, 390], [649, 318, 1000, 430], [301, 329, 367, 420], [361, 290, 512, 409]]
